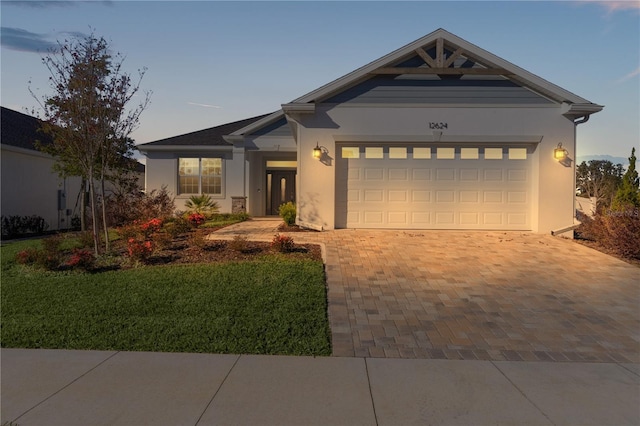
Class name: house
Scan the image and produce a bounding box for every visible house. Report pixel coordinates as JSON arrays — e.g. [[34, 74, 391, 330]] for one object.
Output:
[[1, 107, 145, 232], [139, 28, 603, 233]]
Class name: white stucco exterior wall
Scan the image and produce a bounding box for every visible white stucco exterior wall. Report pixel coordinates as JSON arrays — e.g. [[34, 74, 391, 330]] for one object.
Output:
[[294, 104, 577, 233]]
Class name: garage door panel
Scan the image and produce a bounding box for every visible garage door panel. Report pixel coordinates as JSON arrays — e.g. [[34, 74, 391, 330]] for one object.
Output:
[[412, 169, 431, 180], [365, 168, 384, 180], [436, 168, 456, 181], [389, 190, 408, 202], [412, 190, 431, 202], [388, 168, 408, 180], [338, 144, 532, 230], [460, 169, 479, 181]]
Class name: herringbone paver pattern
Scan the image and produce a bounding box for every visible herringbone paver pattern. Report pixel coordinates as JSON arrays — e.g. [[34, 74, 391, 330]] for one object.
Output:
[[212, 219, 640, 362]]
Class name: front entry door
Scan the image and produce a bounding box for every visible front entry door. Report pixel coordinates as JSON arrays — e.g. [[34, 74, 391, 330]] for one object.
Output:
[[267, 170, 296, 215]]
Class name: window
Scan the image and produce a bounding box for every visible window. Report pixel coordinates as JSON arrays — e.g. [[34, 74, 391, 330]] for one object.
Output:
[[413, 147, 431, 159], [461, 148, 479, 159], [365, 147, 383, 159], [178, 157, 222, 195], [509, 148, 527, 160], [342, 147, 360, 158], [484, 148, 503, 160], [389, 147, 407, 159], [437, 147, 455, 159]]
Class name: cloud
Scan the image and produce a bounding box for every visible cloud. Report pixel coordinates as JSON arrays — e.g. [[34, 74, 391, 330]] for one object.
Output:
[[0, 27, 57, 53], [1, 27, 89, 53], [579, 0, 640, 13], [617, 67, 640, 83], [188, 102, 222, 109], [2, 1, 112, 8]]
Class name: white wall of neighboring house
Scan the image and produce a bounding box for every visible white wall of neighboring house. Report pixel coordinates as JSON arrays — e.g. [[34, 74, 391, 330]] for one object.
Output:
[[1, 145, 83, 231]]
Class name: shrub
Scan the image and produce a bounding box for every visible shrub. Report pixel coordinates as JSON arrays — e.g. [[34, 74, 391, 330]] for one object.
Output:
[[127, 238, 154, 263], [577, 207, 640, 260], [188, 231, 206, 250], [66, 248, 95, 271], [184, 194, 220, 217], [15, 248, 40, 265], [163, 218, 191, 238], [600, 207, 640, 260], [140, 218, 163, 237], [39, 235, 64, 270], [271, 233, 295, 253], [187, 213, 206, 227], [228, 235, 249, 252], [278, 202, 296, 226], [1, 215, 49, 238], [105, 186, 175, 226]]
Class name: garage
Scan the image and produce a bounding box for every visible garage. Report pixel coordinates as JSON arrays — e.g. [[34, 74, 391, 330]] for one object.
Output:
[[335, 144, 534, 230]]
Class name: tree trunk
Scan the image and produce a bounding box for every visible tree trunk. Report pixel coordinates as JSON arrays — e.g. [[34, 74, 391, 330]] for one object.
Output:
[[87, 168, 101, 256], [100, 175, 110, 252]]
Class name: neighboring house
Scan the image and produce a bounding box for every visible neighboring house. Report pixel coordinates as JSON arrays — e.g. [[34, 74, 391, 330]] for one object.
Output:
[[1, 107, 145, 231], [139, 28, 603, 233]]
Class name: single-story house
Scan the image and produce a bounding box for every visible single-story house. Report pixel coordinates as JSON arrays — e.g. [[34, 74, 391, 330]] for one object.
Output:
[[139, 28, 603, 233], [1, 107, 145, 232]]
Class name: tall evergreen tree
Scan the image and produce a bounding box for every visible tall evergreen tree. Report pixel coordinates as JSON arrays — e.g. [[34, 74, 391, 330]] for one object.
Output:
[[613, 147, 640, 209]]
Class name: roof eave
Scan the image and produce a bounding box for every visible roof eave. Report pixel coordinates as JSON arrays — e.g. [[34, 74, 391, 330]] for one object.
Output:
[[137, 145, 234, 153]]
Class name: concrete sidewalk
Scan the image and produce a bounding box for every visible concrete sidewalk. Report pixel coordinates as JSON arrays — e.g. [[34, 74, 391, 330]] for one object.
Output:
[[2, 348, 639, 425]]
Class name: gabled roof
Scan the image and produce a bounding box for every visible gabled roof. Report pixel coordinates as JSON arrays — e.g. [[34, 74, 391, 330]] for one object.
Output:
[[139, 113, 271, 149], [1, 106, 53, 151], [233, 28, 602, 136]]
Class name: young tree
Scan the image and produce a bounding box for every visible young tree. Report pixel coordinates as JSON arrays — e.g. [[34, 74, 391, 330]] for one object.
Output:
[[576, 160, 624, 213], [32, 32, 150, 254], [612, 147, 640, 209]]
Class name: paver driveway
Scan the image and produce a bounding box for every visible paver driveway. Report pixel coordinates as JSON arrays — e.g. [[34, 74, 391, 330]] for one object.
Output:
[[213, 220, 640, 362]]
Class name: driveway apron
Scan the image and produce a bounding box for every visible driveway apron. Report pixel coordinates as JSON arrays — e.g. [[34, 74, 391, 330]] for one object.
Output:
[[213, 220, 640, 363]]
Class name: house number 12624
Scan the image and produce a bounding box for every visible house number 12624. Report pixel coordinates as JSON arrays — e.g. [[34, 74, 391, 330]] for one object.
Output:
[[429, 122, 448, 130]]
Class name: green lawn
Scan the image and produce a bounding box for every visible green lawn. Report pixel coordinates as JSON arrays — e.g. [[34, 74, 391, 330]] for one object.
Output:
[[1, 239, 331, 356]]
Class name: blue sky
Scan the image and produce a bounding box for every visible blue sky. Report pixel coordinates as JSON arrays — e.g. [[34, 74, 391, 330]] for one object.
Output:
[[1, 0, 638, 159]]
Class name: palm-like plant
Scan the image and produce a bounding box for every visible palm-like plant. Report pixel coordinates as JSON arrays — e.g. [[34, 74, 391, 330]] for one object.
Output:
[[184, 194, 220, 216]]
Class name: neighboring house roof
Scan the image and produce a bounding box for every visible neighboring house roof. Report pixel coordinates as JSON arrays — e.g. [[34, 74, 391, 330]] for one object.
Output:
[[233, 28, 603, 136], [138, 113, 272, 149], [1, 106, 53, 150]]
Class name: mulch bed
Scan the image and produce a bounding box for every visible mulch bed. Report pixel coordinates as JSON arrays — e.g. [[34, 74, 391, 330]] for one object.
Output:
[[139, 228, 323, 266]]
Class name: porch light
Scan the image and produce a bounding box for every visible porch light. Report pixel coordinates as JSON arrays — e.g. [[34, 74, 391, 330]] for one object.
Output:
[[313, 143, 323, 159], [554, 143, 568, 161]]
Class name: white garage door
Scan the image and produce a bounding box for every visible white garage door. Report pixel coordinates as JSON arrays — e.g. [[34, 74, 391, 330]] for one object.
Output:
[[335, 145, 533, 230]]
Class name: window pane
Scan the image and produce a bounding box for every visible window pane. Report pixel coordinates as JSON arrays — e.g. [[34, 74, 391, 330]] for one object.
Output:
[[342, 147, 360, 158], [365, 147, 383, 159], [202, 176, 221, 194], [509, 148, 527, 160], [179, 158, 199, 176], [202, 158, 222, 176], [437, 147, 455, 159], [413, 147, 431, 159], [485, 148, 503, 160], [461, 148, 479, 159], [389, 147, 407, 159], [179, 176, 199, 194]]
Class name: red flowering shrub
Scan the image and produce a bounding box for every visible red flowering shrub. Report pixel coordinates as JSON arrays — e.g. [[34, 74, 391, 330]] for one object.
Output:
[[271, 233, 295, 253], [188, 213, 206, 227], [16, 248, 40, 265], [127, 238, 154, 262], [66, 248, 95, 270], [140, 218, 163, 236]]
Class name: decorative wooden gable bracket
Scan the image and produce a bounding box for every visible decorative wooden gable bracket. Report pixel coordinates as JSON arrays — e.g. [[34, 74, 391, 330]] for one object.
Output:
[[371, 38, 514, 76]]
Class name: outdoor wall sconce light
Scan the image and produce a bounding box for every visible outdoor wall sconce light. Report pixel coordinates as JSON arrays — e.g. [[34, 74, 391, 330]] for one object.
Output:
[[554, 143, 568, 161], [313, 142, 327, 160]]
